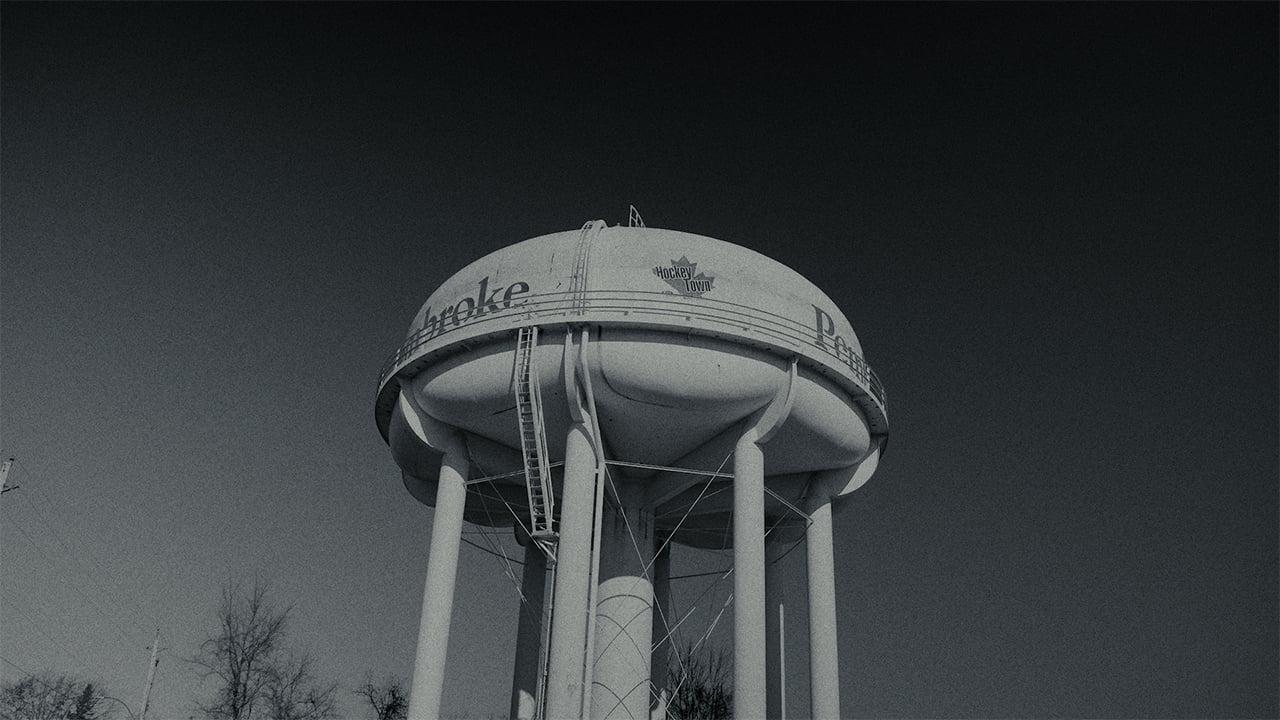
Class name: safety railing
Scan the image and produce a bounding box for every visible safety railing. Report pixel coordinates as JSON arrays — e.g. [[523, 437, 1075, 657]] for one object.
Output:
[[378, 289, 888, 418]]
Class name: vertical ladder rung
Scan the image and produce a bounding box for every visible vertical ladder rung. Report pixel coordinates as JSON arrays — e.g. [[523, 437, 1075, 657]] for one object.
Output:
[[514, 326, 556, 548]]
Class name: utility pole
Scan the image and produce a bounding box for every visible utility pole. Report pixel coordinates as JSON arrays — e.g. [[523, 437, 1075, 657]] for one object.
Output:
[[138, 628, 160, 720], [1, 458, 16, 605], [1, 457, 16, 495]]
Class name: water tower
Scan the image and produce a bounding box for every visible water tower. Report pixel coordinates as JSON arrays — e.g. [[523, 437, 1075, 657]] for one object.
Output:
[[376, 214, 888, 720]]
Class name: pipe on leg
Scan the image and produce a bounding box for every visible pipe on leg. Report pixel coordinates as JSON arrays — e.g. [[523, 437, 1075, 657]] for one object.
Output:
[[511, 542, 548, 720], [733, 432, 768, 719], [545, 423, 598, 720], [650, 545, 672, 720], [765, 539, 787, 720], [592, 498, 654, 720]]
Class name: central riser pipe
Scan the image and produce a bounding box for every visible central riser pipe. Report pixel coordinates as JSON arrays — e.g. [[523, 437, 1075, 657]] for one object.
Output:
[[592, 500, 654, 720]]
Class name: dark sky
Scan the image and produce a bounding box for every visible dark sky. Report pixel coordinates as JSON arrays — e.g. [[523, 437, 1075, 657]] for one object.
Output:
[[2, 3, 1276, 719]]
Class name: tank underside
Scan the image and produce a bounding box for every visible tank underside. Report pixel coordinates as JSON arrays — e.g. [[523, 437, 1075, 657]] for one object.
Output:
[[390, 325, 875, 549]]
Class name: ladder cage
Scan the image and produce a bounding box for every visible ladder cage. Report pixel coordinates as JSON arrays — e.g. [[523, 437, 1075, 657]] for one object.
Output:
[[514, 326, 557, 541]]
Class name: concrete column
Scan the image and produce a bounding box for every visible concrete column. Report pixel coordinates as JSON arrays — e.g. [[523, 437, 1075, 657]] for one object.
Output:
[[765, 539, 787, 720], [733, 434, 768, 719], [546, 423, 598, 720], [649, 545, 672, 720], [407, 445, 469, 720], [807, 499, 840, 720], [511, 542, 548, 720], [592, 497, 654, 720]]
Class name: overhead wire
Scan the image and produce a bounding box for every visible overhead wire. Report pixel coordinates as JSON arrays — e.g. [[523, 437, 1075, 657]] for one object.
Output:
[[0, 588, 89, 673], [5, 512, 146, 653], [0, 655, 31, 676], [6, 459, 154, 640]]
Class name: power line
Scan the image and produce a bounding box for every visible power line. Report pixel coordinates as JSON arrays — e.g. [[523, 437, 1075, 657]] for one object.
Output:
[[10, 459, 156, 637], [6, 512, 147, 653], [0, 589, 103, 680], [1, 587, 72, 652], [1, 655, 31, 675]]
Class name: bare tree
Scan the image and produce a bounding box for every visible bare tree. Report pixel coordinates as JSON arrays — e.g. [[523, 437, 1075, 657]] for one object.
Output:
[[1, 672, 110, 720], [190, 580, 336, 720], [353, 675, 406, 720], [263, 654, 336, 720], [665, 641, 732, 720]]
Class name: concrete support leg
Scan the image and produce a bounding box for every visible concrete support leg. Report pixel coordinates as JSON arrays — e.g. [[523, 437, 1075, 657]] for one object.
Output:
[[649, 545, 672, 720], [807, 500, 840, 720], [511, 543, 548, 720], [407, 445, 469, 720], [733, 435, 768, 719], [592, 497, 654, 720], [765, 539, 787, 720], [546, 423, 598, 720]]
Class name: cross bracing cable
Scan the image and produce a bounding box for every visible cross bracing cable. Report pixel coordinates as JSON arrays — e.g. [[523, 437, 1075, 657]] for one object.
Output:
[[465, 453, 547, 619], [764, 485, 814, 527], [596, 459, 752, 716], [465, 457, 529, 605], [596, 451, 729, 702], [665, 588, 735, 709], [649, 448, 736, 574], [591, 445, 736, 705], [593, 465, 656, 672], [466, 461, 565, 486], [460, 537, 526, 565], [646, 448, 737, 692], [604, 460, 733, 479], [653, 483, 733, 519], [470, 480, 529, 608], [661, 510, 797, 709]]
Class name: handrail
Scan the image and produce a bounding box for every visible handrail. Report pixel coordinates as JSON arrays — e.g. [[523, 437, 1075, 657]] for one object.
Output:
[[378, 289, 888, 420]]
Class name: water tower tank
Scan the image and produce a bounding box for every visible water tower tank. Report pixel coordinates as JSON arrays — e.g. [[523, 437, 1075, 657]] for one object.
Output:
[[378, 219, 888, 720]]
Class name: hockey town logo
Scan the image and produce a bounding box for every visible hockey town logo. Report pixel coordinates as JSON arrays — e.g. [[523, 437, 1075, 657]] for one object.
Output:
[[652, 256, 715, 297]]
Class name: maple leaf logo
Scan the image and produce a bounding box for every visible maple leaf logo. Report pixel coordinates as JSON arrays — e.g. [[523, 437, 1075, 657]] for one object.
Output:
[[652, 256, 715, 297]]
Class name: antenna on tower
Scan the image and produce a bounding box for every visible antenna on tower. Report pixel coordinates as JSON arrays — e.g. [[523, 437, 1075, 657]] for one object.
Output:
[[628, 205, 645, 228]]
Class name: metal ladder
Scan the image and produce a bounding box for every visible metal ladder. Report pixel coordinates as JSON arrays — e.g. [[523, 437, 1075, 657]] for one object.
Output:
[[515, 326, 556, 546], [516, 326, 557, 720], [569, 221, 595, 315]]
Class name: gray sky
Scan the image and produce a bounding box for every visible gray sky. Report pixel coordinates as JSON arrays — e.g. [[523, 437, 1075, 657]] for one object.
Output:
[[2, 4, 1276, 719]]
